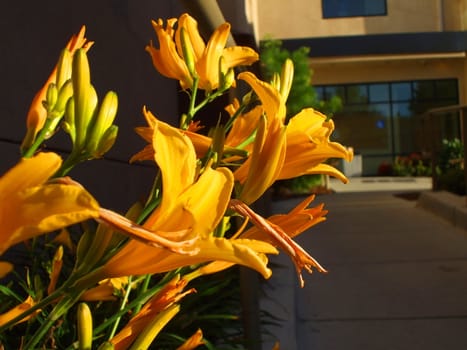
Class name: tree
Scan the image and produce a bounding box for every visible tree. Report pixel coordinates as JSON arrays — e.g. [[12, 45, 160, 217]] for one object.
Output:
[[259, 39, 341, 119]]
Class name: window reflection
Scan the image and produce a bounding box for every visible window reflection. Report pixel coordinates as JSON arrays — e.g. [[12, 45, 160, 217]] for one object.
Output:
[[318, 79, 459, 174]]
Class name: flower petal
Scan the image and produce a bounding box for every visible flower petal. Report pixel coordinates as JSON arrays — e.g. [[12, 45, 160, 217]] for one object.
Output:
[[0, 183, 99, 254], [196, 22, 231, 90]]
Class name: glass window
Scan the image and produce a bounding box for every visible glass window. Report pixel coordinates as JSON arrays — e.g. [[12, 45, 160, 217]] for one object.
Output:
[[392, 103, 416, 154], [435, 80, 458, 100], [317, 79, 459, 175], [391, 83, 411, 101], [315, 86, 325, 101], [323, 86, 345, 102], [322, 0, 387, 18], [346, 85, 368, 104], [413, 81, 435, 100], [335, 104, 391, 154], [369, 84, 389, 102]]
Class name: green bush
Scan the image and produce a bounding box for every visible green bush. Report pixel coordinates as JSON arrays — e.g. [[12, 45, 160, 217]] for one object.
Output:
[[436, 138, 465, 195]]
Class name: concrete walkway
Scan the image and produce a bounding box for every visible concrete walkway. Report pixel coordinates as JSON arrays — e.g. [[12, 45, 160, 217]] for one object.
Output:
[[260, 190, 467, 350]]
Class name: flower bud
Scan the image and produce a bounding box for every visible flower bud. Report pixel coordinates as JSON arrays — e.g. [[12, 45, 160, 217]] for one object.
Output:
[[92, 125, 118, 158], [86, 91, 118, 155], [279, 58, 294, 102], [77, 302, 93, 350], [45, 83, 58, 110], [50, 80, 73, 119], [55, 49, 73, 88], [180, 27, 197, 78], [64, 97, 76, 143], [218, 57, 235, 91], [47, 245, 63, 295], [72, 49, 97, 148]]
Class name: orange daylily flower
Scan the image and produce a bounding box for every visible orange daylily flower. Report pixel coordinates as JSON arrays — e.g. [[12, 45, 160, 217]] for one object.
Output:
[[279, 108, 353, 182], [0, 262, 13, 278], [0, 152, 99, 256], [80, 277, 128, 301], [235, 71, 352, 195], [21, 26, 93, 151], [146, 13, 258, 91], [85, 111, 277, 283], [0, 296, 39, 327], [186, 195, 329, 288], [110, 275, 194, 350], [47, 246, 64, 295], [234, 72, 287, 204], [230, 197, 327, 288], [241, 194, 328, 241], [177, 329, 204, 350]]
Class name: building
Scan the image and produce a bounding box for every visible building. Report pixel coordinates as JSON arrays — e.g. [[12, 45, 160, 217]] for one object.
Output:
[[254, 0, 467, 175]]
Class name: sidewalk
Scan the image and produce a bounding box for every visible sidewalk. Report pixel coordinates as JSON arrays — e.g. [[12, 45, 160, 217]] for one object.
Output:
[[260, 188, 467, 350]]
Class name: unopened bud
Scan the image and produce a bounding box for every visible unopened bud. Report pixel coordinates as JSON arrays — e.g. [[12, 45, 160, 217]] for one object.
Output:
[[218, 57, 235, 91], [92, 125, 118, 158], [50, 80, 73, 119], [77, 302, 93, 350], [45, 83, 58, 111], [180, 27, 197, 78], [64, 97, 76, 143], [56, 49, 73, 88], [279, 58, 294, 102], [86, 91, 118, 154], [72, 49, 97, 148]]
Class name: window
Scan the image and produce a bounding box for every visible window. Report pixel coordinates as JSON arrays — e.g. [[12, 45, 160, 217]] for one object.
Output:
[[318, 79, 459, 175], [322, 0, 387, 18]]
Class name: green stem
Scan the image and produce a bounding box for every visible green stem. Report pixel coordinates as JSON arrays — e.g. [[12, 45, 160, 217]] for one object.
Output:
[[92, 269, 180, 336], [23, 291, 82, 350], [21, 118, 56, 158], [107, 275, 134, 340], [181, 78, 199, 129], [54, 149, 88, 177], [133, 274, 152, 315], [224, 102, 248, 132], [191, 89, 226, 118]]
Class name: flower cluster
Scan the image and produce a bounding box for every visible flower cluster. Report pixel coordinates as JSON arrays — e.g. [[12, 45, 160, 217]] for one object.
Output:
[[0, 13, 352, 349]]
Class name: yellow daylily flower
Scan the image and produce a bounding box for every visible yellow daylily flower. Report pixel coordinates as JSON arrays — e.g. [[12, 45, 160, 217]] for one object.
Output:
[[279, 108, 353, 182], [21, 26, 93, 151], [146, 13, 258, 91], [86, 112, 277, 282], [0, 152, 99, 256]]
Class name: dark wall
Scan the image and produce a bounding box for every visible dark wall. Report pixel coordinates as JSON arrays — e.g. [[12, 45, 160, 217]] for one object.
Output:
[[1, 0, 187, 211]]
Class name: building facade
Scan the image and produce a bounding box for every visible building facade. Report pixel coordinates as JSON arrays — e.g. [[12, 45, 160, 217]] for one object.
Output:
[[254, 0, 467, 175]]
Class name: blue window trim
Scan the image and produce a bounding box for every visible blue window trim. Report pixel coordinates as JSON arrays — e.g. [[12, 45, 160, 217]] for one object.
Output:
[[322, 0, 387, 19]]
